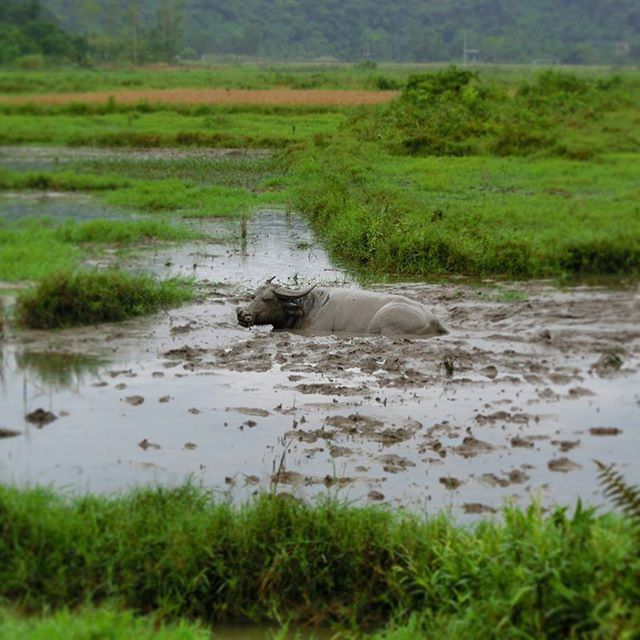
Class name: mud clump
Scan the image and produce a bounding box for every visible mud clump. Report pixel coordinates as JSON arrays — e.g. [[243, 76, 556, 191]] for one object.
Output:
[[552, 439, 580, 452], [125, 395, 145, 406], [548, 457, 582, 473], [0, 428, 21, 439], [368, 490, 385, 501], [227, 407, 271, 417], [440, 476, 463, 490], [285, 428, 334, 443], [511, 437, 535, 449], [480, 473, 510, 488], [454, 436, 495, 458], [463, 503, 497, 514], [25, 408, 57, 427], [589, 427, 622, 436], [591, 350, 624, 376], [296, 383, 363, 396], [378, 453, 415, 473], [138, 438, 161, 450]]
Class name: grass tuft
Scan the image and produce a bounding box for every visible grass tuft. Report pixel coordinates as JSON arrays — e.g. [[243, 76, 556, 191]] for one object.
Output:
[[15, 270, 194, 329]]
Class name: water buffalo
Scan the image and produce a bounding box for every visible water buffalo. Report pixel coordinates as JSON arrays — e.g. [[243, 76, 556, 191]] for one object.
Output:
[[236, 278, 447, 336]]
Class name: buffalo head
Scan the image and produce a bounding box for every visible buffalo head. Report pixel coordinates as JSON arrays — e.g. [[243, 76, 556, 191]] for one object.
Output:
[[236, 278, 316, 329]]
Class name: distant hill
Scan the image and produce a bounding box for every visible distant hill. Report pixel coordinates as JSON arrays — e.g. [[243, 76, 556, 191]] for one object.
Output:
[[40, 0, 640, 64]]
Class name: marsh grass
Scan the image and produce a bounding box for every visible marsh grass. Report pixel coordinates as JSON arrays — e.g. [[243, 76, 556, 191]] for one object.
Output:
[[100, 179, 289, 217], [15, 270, 194, 328], [0, 218, 203, 281], [0, 485, 637, 637], [0, 169, 129, 191], [0, 110, 345, 148]]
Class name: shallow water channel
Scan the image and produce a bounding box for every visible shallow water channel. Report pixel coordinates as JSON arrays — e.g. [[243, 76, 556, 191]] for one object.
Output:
[[1, 187, 639, 521]]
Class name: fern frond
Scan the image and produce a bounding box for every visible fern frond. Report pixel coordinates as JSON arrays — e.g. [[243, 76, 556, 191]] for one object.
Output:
[[595, 460, 640, 525]]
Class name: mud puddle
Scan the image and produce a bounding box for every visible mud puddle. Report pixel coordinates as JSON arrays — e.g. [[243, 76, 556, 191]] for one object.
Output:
[[1, 211, 639, 518]]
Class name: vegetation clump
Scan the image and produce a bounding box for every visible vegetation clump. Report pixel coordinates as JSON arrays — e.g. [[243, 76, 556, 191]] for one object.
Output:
[[0, 485, 637, 637], [356, 68, 632, 158], [15, 269, 194, 329]]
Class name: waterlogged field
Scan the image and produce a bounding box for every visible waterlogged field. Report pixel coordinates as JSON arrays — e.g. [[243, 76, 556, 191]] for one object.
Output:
[[1, 63, 639, 638]]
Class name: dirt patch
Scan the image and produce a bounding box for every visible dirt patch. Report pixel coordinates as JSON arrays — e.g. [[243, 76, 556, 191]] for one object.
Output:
[[0, 89, 398, 107]]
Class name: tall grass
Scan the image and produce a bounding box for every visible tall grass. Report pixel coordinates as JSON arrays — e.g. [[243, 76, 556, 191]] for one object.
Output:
[[0, 485, 637, 636], [15, 270, 194, 328]]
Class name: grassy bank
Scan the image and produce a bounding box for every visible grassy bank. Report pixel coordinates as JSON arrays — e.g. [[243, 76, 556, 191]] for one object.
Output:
[[15, 270, 194, 328], [290, 145, 640, 277], [0, 484, 637, 637], [288, 69, 640, 278]]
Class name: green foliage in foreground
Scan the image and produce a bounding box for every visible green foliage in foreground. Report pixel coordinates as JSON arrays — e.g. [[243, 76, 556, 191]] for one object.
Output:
[[0, 485, 637, 638], [0, 607, 209, 640], [0, 219, 201, 281], [15, 270, 194, 328], [290, 143, 640, 277]]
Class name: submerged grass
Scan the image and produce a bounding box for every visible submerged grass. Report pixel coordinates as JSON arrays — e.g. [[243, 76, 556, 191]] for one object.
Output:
[[15, 269, 194, 328], [0, 485, 637, 637]]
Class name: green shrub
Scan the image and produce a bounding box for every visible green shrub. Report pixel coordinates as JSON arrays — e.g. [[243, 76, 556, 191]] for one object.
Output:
[[16, 270, 194, 329]]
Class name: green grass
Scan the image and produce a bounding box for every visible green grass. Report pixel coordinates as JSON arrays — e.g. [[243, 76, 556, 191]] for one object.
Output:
[[0, 63, 635, 95], [0, 110, 345, 148], [15, 269, 194, 328], [0, 218, 203, 281], [0, 168, 130, 191], [0, 607, 209, 640], [55, 218, 203, 243], [290, 143, 640, 277], [102, 179, 286, 216], [0, 484, 637, 637]]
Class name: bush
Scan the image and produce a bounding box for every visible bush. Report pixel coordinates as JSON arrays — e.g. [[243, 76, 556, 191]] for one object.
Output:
[[15, 270, 194, 329]]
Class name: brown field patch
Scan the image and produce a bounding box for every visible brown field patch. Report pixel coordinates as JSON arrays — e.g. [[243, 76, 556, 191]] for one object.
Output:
[[0, 88, 398, 107]]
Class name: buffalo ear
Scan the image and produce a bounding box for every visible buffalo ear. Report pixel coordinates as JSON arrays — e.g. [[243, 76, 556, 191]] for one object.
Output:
[[283, 301, 304, 317]]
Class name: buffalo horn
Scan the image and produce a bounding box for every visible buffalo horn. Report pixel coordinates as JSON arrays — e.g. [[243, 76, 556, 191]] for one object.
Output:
[[274, 283, 317, 300]]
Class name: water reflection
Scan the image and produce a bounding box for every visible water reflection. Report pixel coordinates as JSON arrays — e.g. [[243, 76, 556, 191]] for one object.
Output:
[[14, 351, 109, 391]]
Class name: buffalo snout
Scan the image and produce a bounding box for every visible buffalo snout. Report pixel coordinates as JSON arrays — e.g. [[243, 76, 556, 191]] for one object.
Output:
[[236, 307, 253, 327]]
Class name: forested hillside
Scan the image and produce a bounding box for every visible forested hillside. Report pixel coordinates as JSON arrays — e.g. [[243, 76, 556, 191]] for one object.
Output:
[[26, 0, 640, 64], [0, 0, 88, 64]]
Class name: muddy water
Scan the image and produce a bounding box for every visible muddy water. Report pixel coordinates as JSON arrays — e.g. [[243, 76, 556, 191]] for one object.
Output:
[[0, 146, 271, 172], [0, 164, 640, 518], [1, 199, 639, 517]]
